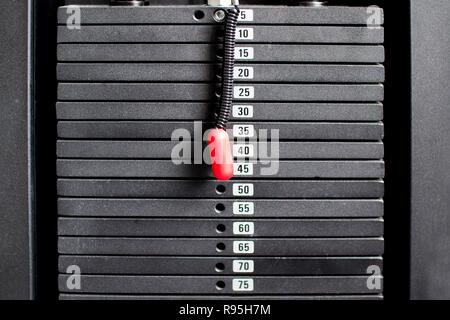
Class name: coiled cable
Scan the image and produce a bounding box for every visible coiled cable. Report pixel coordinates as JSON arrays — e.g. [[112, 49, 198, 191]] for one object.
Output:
[[216, 5, 240, 129]]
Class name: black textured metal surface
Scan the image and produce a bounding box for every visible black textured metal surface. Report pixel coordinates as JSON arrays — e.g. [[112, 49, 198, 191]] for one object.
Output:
[[59, 294, 383, 300], [58, 83, 384, 102], [57, 121, 384, 140], [57, 63, 385, 82], [56, 4, 385, 299], [57, 6, 383, 25], [57, 141, 384, 159], [56, 102, 383, 121], [0, 0, 33, 300], [57, 25, 383, 44], [58, 44, 385, 63], [58, 237, 384, 256], [56, 160, 385, 178], [411, 0, 450, 300], [58, 256, 382, 275], [58, 198, 384, 217], [58, 218, 383, 237], [57, 179, 384, 198], [58, 275, 383, 294]]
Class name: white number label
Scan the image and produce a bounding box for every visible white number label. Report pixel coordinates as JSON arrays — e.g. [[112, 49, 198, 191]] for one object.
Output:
[[233, 144, 254, 158], [235, 47, 254, 60], [233, 183, 254, 196], [233, 202, 254, 215], [236, 28, 254, 40], [233, 240, 254, 254], [238, 9, 254, 22], [233, 260, 254, 273], [234, 163, 253, 176], [233, 124, 254, 138], [233, 66, 254, 79], [233, 222, 254, 235], [234, 86, 254, 99], [232, 278, 254, 291], [232, 105, 253, 118]]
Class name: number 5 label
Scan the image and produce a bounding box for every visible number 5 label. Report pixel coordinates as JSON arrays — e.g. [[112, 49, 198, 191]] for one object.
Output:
[[238, 9, 254, 22]]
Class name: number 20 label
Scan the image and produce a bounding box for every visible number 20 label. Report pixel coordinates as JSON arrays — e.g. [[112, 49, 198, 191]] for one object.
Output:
[[233, 66, 254, 79]]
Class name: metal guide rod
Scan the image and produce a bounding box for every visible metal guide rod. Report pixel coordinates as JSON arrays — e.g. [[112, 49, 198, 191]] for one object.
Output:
[[208, 0, 239, 7]]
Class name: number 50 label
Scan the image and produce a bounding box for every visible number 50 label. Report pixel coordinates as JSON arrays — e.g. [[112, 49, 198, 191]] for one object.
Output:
[[233, 183, 254, 196]]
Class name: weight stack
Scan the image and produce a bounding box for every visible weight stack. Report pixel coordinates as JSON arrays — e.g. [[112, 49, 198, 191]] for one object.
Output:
[[56, 4, 385, 300]]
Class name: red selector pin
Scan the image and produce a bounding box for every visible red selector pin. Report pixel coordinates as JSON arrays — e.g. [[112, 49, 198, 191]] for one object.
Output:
[[208, 128, 234, 181]]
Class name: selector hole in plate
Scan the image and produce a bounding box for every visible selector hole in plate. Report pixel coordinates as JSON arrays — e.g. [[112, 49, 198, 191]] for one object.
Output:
[[215, 263, 225, 272], [215, 203, 225, 213], [193, 10, 205, 20], [216, 185, 226, 194], [216, 224, 226, 233], [216, 281, 226, 290], [216, 242, 226, 252]]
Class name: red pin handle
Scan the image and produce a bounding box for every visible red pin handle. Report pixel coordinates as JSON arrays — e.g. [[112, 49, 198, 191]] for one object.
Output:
[[208, 128, 234, 181]]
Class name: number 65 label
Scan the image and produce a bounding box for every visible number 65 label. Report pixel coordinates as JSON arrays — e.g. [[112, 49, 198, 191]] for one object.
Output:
[[233, 240, 254, 254]]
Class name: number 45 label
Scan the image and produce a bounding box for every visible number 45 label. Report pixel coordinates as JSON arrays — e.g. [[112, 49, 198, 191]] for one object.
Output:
[[234, 163, 253, 176]]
